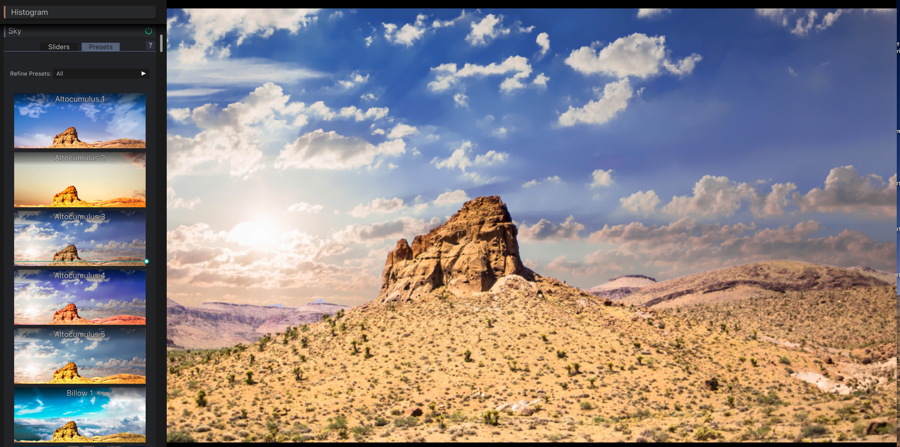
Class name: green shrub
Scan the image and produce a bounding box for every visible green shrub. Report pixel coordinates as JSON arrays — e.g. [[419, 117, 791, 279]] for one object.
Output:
[[327, 414, 348, 431], [195, 390, 207, 407], [693, 426, 720, 441], [756, 390, 783, 406], [483, 410, 500, 426], [799, 424, 828, 439], [167, 431, 197, 442]]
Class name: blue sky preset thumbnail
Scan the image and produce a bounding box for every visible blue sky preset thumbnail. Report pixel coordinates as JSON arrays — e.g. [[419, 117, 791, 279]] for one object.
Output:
[[14, 270, 146, 325], [14, 327, 146, 383], [15, 210, 146, 264], [14, 93, 146, 147], [14, 387, 145, 441]]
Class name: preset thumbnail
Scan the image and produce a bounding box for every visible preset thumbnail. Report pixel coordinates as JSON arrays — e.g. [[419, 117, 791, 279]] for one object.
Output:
[[14, 210, 146, 266], [14, 269, 146, 325], [14, 151, 145, 207], [14, 93, 146, 149]]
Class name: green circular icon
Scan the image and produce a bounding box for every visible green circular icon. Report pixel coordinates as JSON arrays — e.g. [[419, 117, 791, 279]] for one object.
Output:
[[144, 27, 153, 35]]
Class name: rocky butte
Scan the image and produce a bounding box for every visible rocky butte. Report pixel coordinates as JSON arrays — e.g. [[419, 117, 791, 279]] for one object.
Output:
[[379, 195, 534, 303], [50, 127, 93, 148], [51, 421, 90, 442], [48, 420, 145, 443], [46, 126, 145, 149], [53, 244, 83, 262], [50, 362, 90, 384], [51, 303, 91, 324], [49, 302, 145, 325], [51, 185, 88, 206]]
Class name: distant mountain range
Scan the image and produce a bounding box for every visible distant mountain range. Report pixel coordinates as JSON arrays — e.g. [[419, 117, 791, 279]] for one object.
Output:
[[167, 298, 348, 349]]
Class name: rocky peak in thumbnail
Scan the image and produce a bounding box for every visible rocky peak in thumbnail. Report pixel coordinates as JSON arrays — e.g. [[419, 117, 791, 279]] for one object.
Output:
[[51, 421, 90, 442], [51, 362, 90, 384], [52, 185, 88, 206], [51, 303, 91, 324], [50, 127, 93, 148], [53, 244, 83, 262]]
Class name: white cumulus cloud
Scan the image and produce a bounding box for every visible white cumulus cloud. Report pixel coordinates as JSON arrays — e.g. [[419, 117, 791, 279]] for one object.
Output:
[[466, 13, 510, 46], [589, 169, 614, 188], [559, 78, 633, 126], [565, 33, 702, 79]]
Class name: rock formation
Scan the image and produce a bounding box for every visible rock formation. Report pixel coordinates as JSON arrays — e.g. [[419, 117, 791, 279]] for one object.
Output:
[[51, 421, 90, 442], [51, 185, 88, 206], [51, 362, 90, 384], [49, 420, 145, 442], [47, 185, 146, 208], [51, 303, 91, 324], [50, 127, 93, 148], [378, 196, 534, 302], [53, 245, 83, 262]]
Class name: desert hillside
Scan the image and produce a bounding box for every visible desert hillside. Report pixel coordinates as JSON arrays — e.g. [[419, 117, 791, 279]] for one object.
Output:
[[587, 274, 657, 301], [166, 196, 896, 442], [620, 260, 890, 309]]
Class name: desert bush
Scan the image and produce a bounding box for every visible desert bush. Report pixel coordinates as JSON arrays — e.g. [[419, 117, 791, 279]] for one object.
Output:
[[195, 390, 207, 407], [483, 410, 500, 426], [327, 414, 348, 432], [167, 431, 197, 442], [738, 424, 772, 441], [393, 416, 418, 428], [693, 425, 720, 441], [798, 424, 828, 439], [640, 428, 669, 443], [756, 390, 783, 406], [351, 425, 373, 440]]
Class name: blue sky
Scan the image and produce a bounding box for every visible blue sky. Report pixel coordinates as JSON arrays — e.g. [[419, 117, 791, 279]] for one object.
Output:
[[166, 9, 896, 308], [14, 387, 145, 441], [14, 327, 145, 383], [14, 210, 146, 264], [14, 270, 146, 325], [14, 93, 146, 147]]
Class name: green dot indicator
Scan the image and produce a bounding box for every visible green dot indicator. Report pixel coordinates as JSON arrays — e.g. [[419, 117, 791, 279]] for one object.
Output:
[[144, 259, 149, 264]]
